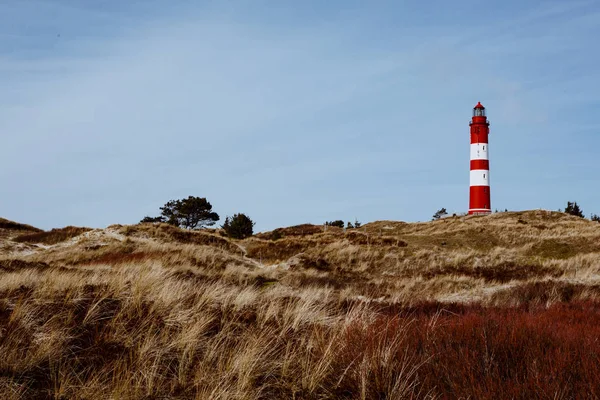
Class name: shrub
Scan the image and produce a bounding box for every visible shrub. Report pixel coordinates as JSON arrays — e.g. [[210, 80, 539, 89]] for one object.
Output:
[[324, 220, 344, 228], [222, 213, 255, 239], [270, 230, 283, 241], [432, 208, 448, 220], [591, 214, 600, 223], [140, 216, 165, 224], [565, 201, 584, 218]]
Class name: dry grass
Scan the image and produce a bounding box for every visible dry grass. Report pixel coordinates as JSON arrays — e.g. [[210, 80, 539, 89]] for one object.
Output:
[[254, 224, 325, 240], [0, 218, 42, 233], [1, 210, 600, 398], [0, 262, 425, 399], [13, 226, 92, 245]]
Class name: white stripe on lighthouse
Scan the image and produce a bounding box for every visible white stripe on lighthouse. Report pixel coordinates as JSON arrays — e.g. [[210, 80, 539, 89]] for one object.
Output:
[[470, 170, 490, 186], [470, 143, 489, 160]]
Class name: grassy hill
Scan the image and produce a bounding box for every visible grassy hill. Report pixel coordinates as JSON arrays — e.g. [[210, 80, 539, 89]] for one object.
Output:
[[1, 211, 599, 399]]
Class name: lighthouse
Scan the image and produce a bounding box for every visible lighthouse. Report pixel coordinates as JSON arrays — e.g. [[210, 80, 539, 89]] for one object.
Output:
[[469, 102, 491, 215]]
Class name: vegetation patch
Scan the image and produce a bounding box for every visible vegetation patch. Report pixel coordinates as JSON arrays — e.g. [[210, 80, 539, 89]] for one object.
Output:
[[13, 226, 91, 245], [490, 280, 600, 306], [255, 224, 325, 240], [0, 218, 42, 232], [345, 231, 407, 247], [83, 251, 165, 266], [2, 210, 600, 397], [244, 238, 317, 262], [123, 223, 240, 253], [0, 259, 49, 272], [527, 239, 576, 259], [1, 273, 600, 399], [421, 261, 560, 283]]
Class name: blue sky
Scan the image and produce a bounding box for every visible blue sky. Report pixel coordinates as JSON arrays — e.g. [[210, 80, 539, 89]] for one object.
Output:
[[1, 1, 599, 232]]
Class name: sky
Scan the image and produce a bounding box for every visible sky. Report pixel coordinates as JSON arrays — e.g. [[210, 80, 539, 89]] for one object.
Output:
[[1, 0, 599, 232]]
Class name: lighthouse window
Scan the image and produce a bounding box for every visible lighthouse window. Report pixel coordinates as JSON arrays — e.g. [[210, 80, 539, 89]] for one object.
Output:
[[483, 174, 486, 178], [483, 146, 485, 150]]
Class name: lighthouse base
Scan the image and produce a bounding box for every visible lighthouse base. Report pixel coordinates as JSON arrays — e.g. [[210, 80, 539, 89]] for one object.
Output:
[[468, 209, 492, 215]]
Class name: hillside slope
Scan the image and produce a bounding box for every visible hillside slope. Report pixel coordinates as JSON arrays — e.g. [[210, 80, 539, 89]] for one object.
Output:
[[1, 211, 600, 399], [5, 210, 597, 305]]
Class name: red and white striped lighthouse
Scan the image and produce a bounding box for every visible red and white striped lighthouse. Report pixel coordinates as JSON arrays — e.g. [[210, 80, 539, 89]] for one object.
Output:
[[469, 102, 491, 215]]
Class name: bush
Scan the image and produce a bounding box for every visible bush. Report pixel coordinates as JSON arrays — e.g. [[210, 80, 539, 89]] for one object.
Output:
[[565, 201, 584, 218], [270, 230, 283, 241], [222, 213, 255, 239], [591, 214, 600, 223], [345, 219, 362, 229], [432, 208, 448, 220], [325, 220, 344, 228], [140, 216, 165, 224]]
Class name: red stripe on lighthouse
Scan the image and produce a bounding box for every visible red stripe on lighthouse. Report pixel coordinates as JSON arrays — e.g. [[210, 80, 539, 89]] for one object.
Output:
[[470, 160, 489, 170], [470, 133, 489, 144], [469, 186, 490, 211]]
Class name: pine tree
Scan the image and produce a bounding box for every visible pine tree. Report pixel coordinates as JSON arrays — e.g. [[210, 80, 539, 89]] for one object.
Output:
[[222, 213, 255, 239], [141, 196, 219, 229], [564, 201, 584, 218]]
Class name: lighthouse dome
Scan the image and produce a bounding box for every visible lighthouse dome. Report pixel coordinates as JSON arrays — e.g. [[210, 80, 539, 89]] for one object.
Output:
[[473, 102, 486, 117]]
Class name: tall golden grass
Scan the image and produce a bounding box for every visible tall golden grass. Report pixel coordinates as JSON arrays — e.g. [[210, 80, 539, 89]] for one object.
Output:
[[1, 210, 600, 398]]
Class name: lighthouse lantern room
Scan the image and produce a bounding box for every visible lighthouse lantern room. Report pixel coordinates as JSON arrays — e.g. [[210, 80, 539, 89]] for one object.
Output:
[[469, 102, 491, 215]]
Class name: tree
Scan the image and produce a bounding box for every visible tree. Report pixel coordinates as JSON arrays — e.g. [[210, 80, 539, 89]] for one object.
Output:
[[591, 214, 600, 223], [325, 220, 344, 228], [143, 196, 219, 229], [222, 213, 255, 239], [354, 219, 362, 228], [564, 201, 584, 218], [432, 208, 448, 221], [346, 221, 354, 229]]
